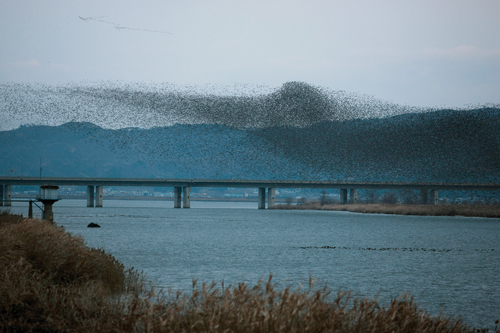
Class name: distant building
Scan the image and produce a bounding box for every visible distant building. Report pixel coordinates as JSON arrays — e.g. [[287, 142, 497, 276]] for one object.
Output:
[[224, 193, 244, 198]]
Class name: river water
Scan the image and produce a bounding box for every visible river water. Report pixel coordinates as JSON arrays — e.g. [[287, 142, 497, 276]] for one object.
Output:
[[9, 199, 500, 328]]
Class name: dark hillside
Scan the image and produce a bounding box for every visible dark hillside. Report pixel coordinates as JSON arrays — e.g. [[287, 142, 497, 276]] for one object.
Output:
[[1, 108, 499, 183], [251, 108, 500, 182]]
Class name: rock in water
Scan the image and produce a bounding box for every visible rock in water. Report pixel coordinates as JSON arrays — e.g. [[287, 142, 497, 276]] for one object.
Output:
[[87, 222, 101, 228]]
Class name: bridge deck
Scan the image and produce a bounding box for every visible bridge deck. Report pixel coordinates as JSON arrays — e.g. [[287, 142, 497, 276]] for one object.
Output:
[[1, 177, 499, 191]]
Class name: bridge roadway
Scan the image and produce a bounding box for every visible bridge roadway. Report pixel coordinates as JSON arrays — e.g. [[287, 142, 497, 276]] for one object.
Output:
[[1, 177, 499, 209]]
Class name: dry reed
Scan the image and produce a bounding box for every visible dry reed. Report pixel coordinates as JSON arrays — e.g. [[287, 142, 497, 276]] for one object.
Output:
[[0, 210, 497, 332], [274, 202, 500, 218], [127, 278, 475, 332]]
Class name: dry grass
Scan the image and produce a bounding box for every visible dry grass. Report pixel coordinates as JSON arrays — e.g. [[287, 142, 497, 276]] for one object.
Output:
[[274, 202, 500, 218], [1, 210, 497, 332], [0, 210, 142, 332], [128, 278, 476, 333]]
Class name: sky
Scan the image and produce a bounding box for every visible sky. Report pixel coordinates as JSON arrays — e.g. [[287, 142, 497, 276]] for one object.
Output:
[[0, 0, 499, 108]]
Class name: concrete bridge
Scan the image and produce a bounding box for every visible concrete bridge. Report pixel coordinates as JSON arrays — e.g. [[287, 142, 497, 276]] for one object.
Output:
[[1, 177, 499, 209]]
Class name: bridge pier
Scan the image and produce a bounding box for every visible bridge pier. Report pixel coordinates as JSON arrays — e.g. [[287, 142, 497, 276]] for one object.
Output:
[[340, 188, 348, 204], [349, 189, 358, 204], [0, 185, 3, 206], [430, 190, 439, 205], [87, 186, 94, 207], [183, 187, 191, 208], [174, 187, 182, 208], [268, 188, 275, 209], [96, 185, 103, 207], [4, 185, 11, 207], [258, 188, 266, 209], [420, 189, 428, 205]]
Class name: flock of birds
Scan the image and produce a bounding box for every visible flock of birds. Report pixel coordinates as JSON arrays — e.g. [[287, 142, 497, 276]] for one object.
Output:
[[1, 81, 499, 186], [0, 81, 431, 131]]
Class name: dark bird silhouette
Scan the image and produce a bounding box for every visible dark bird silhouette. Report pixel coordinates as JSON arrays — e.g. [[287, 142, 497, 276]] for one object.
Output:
[[79, 16, 172, 34]]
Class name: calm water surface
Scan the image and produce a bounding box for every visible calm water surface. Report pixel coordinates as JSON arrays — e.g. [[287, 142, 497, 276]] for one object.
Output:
[[10, 199, 500, 328]]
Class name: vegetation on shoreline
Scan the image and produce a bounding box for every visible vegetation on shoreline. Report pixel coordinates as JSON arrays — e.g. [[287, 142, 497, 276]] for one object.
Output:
[[0, 209, 143, 331], [274, 202, 500, 218], [1, 210, 498, 332]]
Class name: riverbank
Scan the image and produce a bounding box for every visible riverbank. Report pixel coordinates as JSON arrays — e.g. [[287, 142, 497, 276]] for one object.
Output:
[[274, 202, 500, 218], [1, 210, 496, 332]]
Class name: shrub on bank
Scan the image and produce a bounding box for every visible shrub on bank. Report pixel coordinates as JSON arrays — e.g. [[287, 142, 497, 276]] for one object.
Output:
[[0, 213, 125, 292], [0, 211, 141, 331], [0, 211, 495, 332]]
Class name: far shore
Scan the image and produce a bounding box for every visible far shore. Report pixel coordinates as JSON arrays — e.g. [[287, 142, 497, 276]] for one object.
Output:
[[11, 194, 287, 203], [273, 202, 500, 218], [9, 195, 500, 217]]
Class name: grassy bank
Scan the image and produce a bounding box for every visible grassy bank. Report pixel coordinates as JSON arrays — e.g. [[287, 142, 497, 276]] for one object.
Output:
[[0, 209, 143, 331], [1, 210, 497, 332], [274, 202, 500, 218]]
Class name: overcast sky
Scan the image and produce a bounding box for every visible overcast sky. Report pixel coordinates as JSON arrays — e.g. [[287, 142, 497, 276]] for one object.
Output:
[[1, 0, 499, 108]]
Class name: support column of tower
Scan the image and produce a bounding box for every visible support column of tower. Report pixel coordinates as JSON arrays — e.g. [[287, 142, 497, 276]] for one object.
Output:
[[96, 185, 103, 207], [42, 201, 55, 221], [0, 185, 3, 207], [268, 188, 275, 209], [349, 189, 358, 204], [174, 187, 182, 208], [258, 187, 266, 209], [28, 200, 33, 218], [4, 185, 11, 207], [183, 187, 191, 208], [340, 189, 348, 204], [87, 186, 94, 207]]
